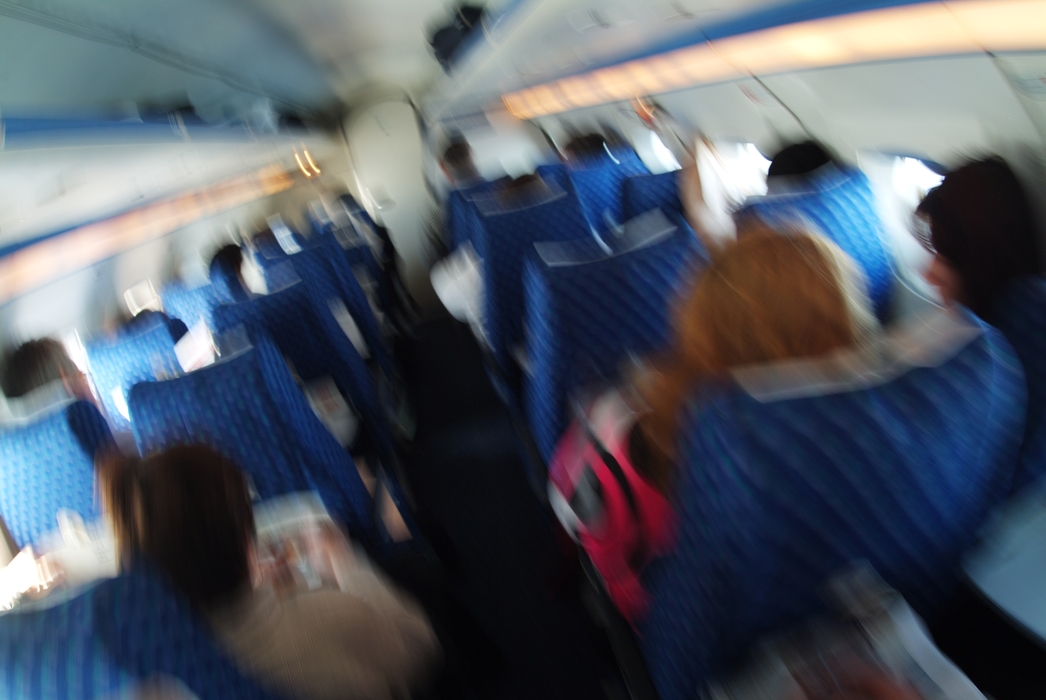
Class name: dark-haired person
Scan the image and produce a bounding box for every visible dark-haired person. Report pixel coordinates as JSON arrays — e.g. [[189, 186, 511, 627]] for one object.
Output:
[[209, 244, 251, 303], [439, 138, 481, 188], [1, 337, 94, 407], [100, 445, 440, 700], [917, 156, 1046, 491], [917, 157, 1043, 322]]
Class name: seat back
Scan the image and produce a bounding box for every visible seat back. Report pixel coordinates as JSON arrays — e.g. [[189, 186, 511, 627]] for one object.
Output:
[[739, 166, 893, 319], [0, 568, 283, 700], [523, 221, 706, 461], [0, 581, 130, 699], [445, 179, 505, 251], [129, 341, 373, 540], [0, 402, 114, 548], [995, 276, 1046, 491], [567, 158, 650, 235], [86, 322, 181, 432], [623, 171, 683, 221], [161, 282, 228, 331], [212, 283, 391, 458], [288, 237, 397, 381], [476, 190, 593, 370], [640, 308, 1026, 700]]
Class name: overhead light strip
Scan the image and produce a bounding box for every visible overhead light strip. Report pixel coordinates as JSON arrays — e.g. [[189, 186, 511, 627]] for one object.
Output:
[[502, 0, 1046, 120]]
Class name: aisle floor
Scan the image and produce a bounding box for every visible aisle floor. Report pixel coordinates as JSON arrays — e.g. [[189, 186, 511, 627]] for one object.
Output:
[[398, 318, 623, 700]]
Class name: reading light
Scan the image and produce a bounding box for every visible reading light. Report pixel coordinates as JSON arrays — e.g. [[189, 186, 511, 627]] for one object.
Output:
[[294, 152, 313, 178]]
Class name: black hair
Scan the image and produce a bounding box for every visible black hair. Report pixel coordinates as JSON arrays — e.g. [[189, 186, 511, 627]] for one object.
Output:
[[1, 338, 79, 398], [767, 141, 836, 179]]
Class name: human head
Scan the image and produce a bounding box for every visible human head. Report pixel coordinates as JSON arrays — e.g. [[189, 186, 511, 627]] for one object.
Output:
[[210, 244, 245, 283], [1, 338, 92, 401], [767, 141, 836, 180], [563, 133, 609, 162], [440, 138, 479, 184], [916, 156, 1042, 321], [635, 228, 876, 490], [99, 445, 255, 609]]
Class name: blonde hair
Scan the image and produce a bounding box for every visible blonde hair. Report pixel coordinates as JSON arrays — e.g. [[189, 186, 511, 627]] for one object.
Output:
[[634, 226, 876, 492]]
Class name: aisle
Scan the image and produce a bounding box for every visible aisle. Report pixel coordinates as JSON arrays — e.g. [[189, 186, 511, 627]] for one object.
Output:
[[398, 318, 622, 700]]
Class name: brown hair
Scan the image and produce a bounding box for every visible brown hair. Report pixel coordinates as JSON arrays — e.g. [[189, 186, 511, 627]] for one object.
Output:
[[633, 227, 876, 492], [1, 338, 81, 398], [99, 445, 255, 609], [917, 156, 1042, 321]]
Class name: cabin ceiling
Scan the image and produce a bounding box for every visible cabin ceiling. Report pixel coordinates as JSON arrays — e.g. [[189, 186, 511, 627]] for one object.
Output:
[[0, 0, 805, 121]]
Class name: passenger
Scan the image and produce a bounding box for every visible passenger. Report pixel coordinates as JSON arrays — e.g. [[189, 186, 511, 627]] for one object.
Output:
[[439, 137, 481, 188], [99, 445, 440, 700], [1, 338, 94, 405], [562, 132, 612, 164], [765, 140, 837, 187], [209, 243, 252, 303], [549, 227, 877, 623], [916, 156, 1043, 322], [917, 156, 1046, 491]]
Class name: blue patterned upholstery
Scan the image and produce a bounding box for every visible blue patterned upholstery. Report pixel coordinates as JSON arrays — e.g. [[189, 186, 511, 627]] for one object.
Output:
[[252, 244, 301, 293], [994, 276, 1046, 491], [639, 310, 1026, 700], [0, 402, 114, 548], [0, 567, 285, 700], [567, 159, 651, 235], [161, 282, 228, 331], [86, 323, 181, 433], [0, 581, 130, 699], [476, 191, 594, 371], [129, 340, 374, 541], [211, 283, 393, 459], [287, 236, 397, 381], [523, 223, 707, 461], [623, 171, 683, 221], [446, 179, 505, 251], [96, 566, 284, 700], [739, 167, 893, 319]]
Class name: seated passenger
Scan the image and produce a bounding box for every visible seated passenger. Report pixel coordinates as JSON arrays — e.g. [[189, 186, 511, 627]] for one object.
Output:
[[100, 445, 440, 700], [549, 227, 877, 623], [439, 137, 482, 189], [209, 244, 252, 303], [1, 338, 94, 409], [917, 156, 1046, 489], [917, 157, 1042, 323]]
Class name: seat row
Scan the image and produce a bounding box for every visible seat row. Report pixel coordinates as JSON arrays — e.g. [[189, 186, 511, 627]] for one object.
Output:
[[443, 149, 1046, 700], [0, 210, 417, 698]]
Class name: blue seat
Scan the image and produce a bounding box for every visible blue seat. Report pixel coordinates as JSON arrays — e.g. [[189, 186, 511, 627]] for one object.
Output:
[[0, 566, 283, 700], [129, 340, 374, 541], [623, 171, 683, 221], [287, 236, 398, 382], [739, 167, 894, 320], [523, 221, 707, 461], [445, 179, 507, 251], [567, 159, 650, 235], [161, 282, 228, 331], [0, 402, 114, 549], [476, 190, 593, 373], [211, 282, 393, 459], [86, 322, 182, 433], [994, 276, 1046, 491], [639, 308, 1026, 700]]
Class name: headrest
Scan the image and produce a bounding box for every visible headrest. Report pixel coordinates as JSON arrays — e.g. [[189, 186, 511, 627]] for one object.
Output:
[[1, 380, 76, 424], [732, 306, 983, 403]]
